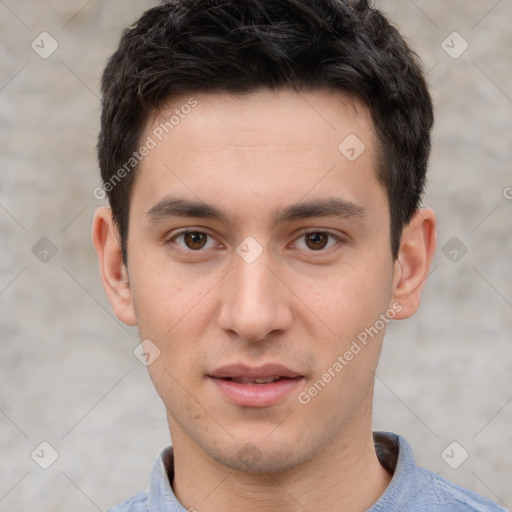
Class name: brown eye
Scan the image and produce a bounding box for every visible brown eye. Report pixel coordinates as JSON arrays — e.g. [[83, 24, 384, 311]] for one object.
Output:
[[183, 232, 208, 250], [304, 232, 329, 250]]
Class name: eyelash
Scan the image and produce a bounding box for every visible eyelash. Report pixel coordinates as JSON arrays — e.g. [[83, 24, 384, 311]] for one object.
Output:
[[166, 229, 343, 254]]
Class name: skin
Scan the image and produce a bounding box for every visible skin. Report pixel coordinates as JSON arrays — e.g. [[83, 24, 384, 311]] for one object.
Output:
[[93, 88, 436, 512]]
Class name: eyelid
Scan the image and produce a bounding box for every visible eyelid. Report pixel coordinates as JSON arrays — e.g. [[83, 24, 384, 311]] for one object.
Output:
[[295, 227, 342, 236]]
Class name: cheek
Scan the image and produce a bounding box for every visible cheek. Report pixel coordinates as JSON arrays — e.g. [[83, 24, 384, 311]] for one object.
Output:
[[129, 258, 217, 339], [294, 259, 393, 403], [130, 264, 225, 378], [296, 275, 389, 426], [300, 260, 393, 335]]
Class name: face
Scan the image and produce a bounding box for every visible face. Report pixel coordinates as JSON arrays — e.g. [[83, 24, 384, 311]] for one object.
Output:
[[106, 89, 413, 472]]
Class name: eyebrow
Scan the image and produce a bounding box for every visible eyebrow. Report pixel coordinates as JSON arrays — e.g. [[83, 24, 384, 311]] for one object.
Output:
[[145, 196, 367, 225], [273, 197, 367, 224]]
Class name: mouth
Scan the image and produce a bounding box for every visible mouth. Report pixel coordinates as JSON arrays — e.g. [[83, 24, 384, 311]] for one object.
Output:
[[208, 364, 304, 407], [221, 376, 292, 384]]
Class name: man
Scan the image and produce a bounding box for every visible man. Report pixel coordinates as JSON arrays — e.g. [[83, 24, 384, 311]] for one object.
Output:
[[92, 0, 506, 510]]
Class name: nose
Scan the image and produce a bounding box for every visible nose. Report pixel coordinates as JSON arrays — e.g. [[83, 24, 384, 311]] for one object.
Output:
[[217, 249, 293, 343]]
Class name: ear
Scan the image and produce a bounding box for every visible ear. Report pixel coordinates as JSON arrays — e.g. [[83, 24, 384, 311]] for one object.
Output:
[[92, 207, 137, 326], [391, 208, 437, 319]]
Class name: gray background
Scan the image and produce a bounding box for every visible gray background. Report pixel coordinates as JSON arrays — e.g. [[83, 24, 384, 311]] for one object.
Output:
[[1, 0, 511, 510]]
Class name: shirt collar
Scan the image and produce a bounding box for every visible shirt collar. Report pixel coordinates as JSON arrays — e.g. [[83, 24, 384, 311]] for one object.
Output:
[[148, 446, 187, 511], [368, 432, 430, 512]]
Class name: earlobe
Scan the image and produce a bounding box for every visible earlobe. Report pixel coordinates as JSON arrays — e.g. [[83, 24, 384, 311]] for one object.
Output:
[[92, 207, 137, 326], [391, 208, 437, 319]]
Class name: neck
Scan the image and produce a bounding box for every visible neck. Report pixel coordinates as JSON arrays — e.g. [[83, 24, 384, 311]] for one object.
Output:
[[170, 420, 392, 512]]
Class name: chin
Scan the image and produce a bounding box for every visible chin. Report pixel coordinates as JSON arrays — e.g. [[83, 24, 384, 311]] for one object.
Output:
[[207, 438, 311, 474]]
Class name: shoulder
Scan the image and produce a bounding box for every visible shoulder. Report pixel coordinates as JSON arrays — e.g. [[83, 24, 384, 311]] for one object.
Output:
[[412, 466, 507, 512], [106, 490, 149, 512], [372, 433, 507, 512], [429, 471, 507, 511]]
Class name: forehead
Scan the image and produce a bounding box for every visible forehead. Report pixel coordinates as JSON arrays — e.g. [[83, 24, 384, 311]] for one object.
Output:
[[149, 88, 375, 156], [132, 88, 385, 224]]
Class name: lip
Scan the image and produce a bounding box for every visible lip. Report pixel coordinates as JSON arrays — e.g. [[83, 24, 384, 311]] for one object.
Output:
[[208, 364, 304, 407], [209, 363, 302, 380]]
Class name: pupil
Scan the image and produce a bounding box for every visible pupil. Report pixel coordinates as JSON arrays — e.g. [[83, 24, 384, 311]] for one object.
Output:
[[306, 233, 328, 250], [185, 232, 206, 249]]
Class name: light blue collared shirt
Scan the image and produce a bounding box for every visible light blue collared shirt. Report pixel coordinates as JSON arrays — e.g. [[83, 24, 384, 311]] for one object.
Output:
[[107, 432, 507, 511]]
